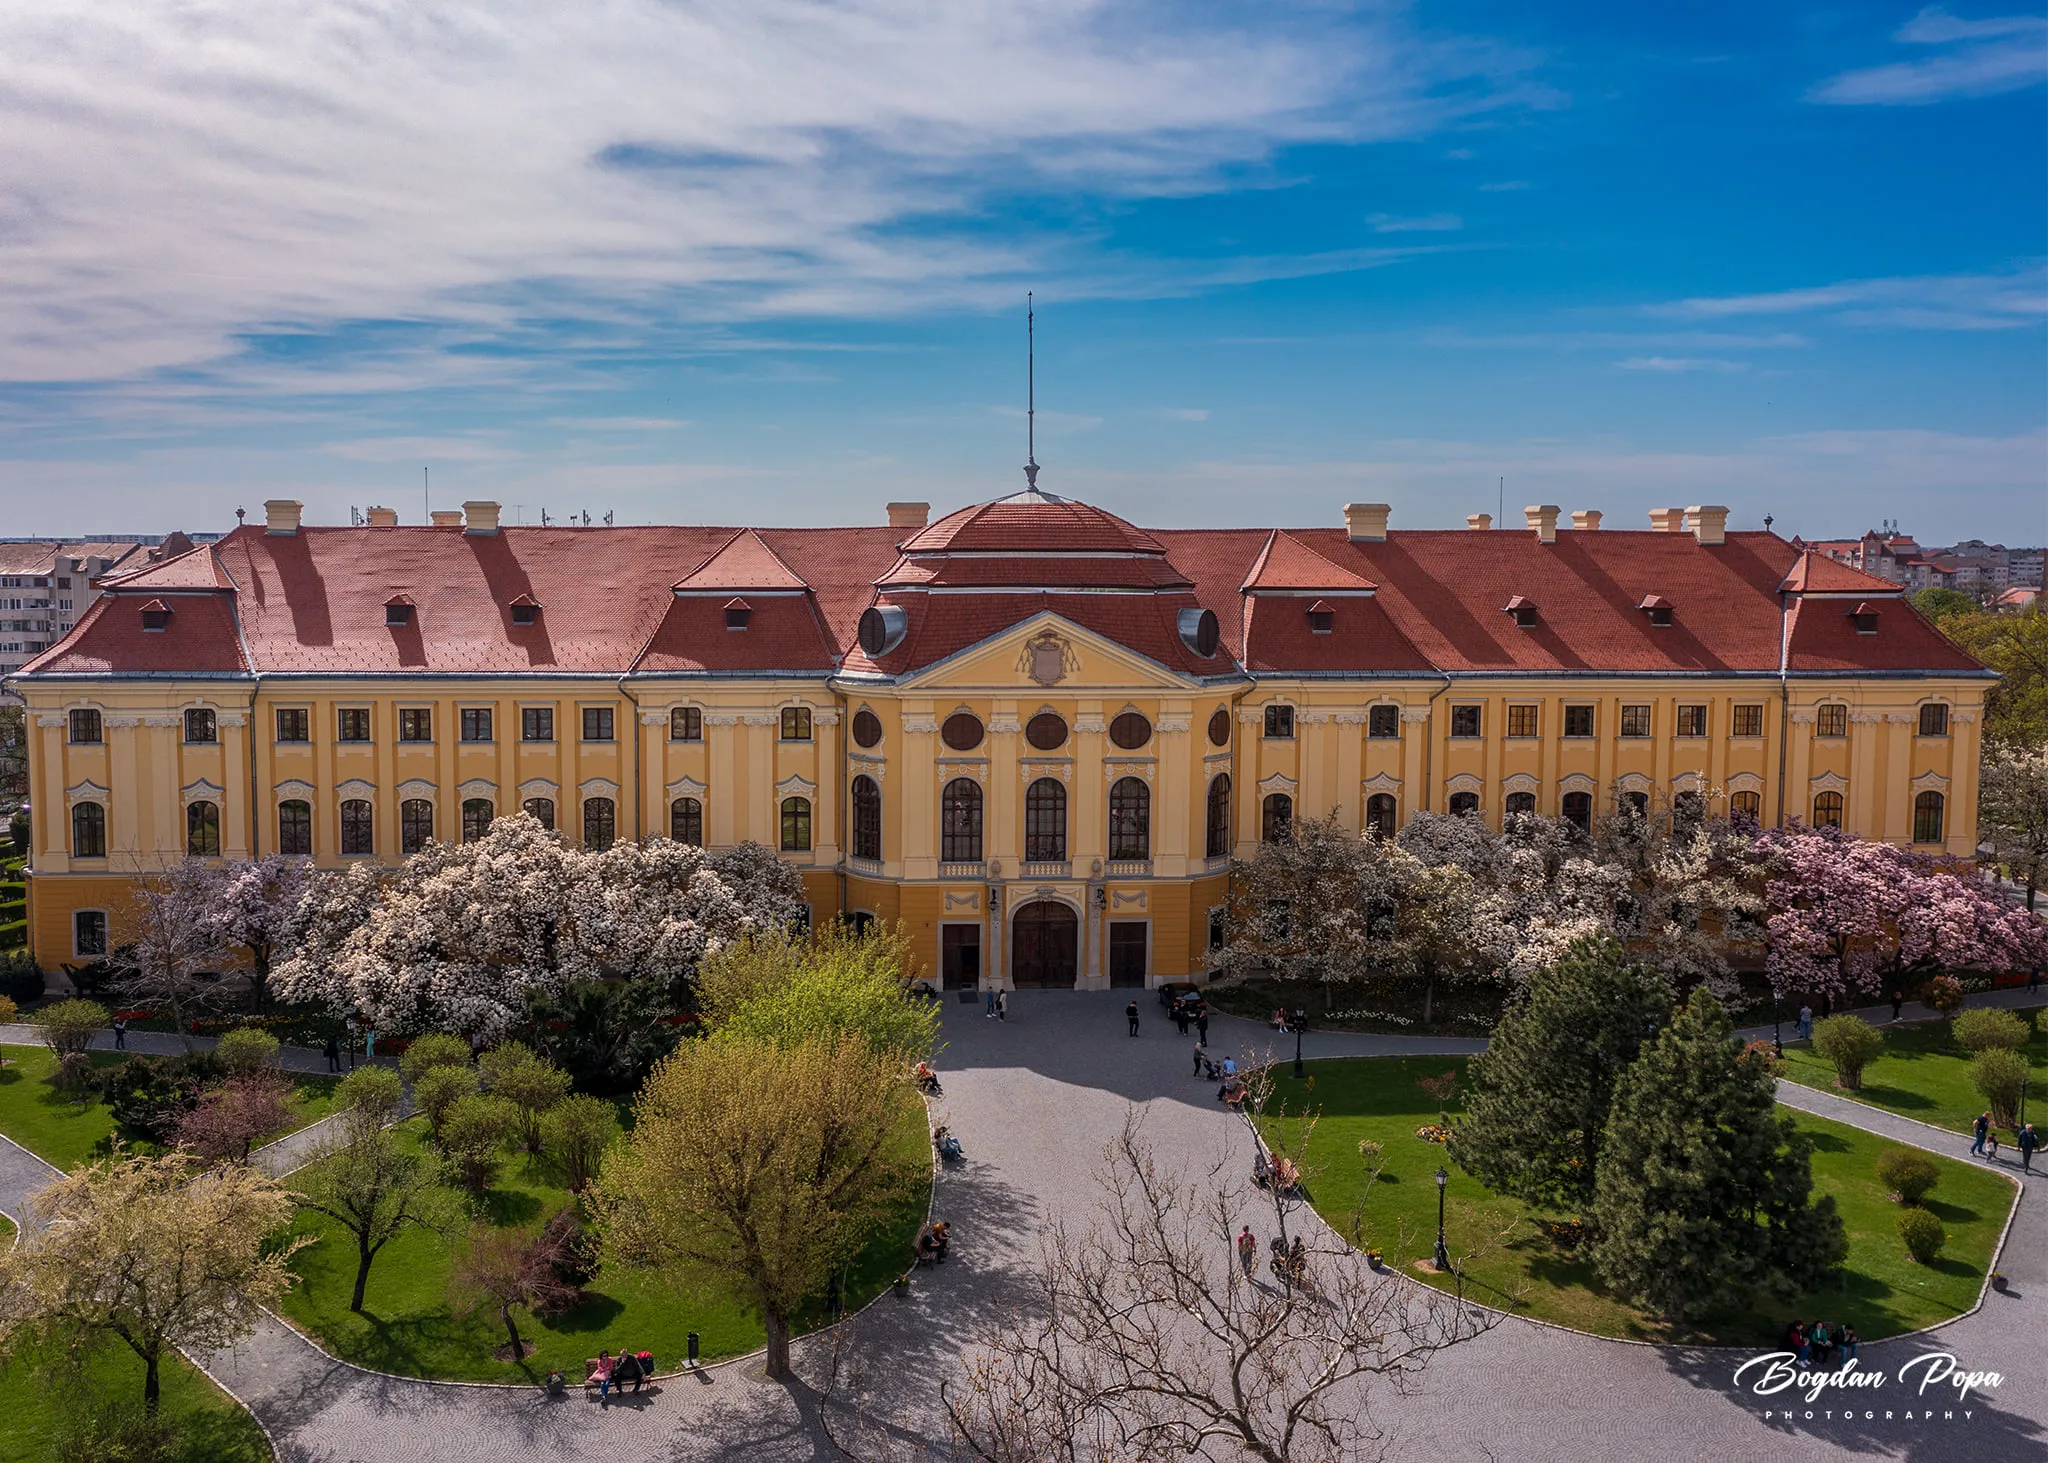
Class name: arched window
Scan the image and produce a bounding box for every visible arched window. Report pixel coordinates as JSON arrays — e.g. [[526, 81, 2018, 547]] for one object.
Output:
[[851, 775, 881, 861], [1108, 777, 1150, 860], [341, 799, 374, 855], [71, 801, 106, 858], [523, 797, 556, 831], [1913, 791, 1944, 844], [583, 797, 616, 851], [1448, 791, 1480, 818], [400, 798, 434, 854], [1561, 791, 1593, 831], [278, 799, 312, 856], [669, 797, 702, 845], [1261, 793, 1293, 844], [1671, 790, 1705, 841], [1025, 778, 1066, 862], [1366, 792, 1399, 839], [1730, 790, 1762, 825], [1205, 775, 1232, 858], [1504, 791, 1537, 820], [780, 796, 812, 852], [186, 800, 221, 857], [940, 779, 982, 863], [1621, 790, 1650, 821], [1812, 790, 1843, 829], [462, 798, 494, 842]]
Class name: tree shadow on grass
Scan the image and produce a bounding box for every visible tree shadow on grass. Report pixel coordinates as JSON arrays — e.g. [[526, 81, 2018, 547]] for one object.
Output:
[[470, 1188, 542, 1227]]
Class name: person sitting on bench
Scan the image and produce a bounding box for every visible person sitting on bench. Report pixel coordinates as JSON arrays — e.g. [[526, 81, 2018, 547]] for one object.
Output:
[[933, 1125, 964, 1160], [914, 1061, 942, 1094]]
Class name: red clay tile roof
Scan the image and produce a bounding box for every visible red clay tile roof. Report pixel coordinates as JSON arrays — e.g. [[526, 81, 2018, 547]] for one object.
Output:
[[22, 592, 249, 675], [900, 489, 1166, 555], [100, 542, 237, 592], [1778, 550, 1902, 595], [1239, 531, 1378, 593], [673, 530, 809, 592]]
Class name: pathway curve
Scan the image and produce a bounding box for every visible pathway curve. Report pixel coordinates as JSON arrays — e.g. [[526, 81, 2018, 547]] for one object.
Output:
[[0, 995, 2036, 1462]]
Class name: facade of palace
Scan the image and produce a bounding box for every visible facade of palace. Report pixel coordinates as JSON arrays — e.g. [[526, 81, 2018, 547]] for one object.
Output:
[[7, 491, 1993, 990]]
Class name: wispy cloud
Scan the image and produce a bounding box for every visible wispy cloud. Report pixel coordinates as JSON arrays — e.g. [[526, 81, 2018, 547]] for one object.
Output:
[[1368, 212, 1462, 233], [318, 435, 515, 462], [1616, 356, 1749, 373], [1164, 407, 1210, 421], [1421, 329, 1809, 350], [549, 417, 694, 432], [1810, 8, 2047, 105], [1652, 267, 2047, 330]]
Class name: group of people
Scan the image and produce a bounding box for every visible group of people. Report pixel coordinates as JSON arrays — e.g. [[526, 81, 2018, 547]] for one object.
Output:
[[588, 1347, 655, 1406], [914, 1220, 951, 1266], [1168, 991, 1210, 1040], [982, 988, 1011, 1020], [1971, 1112, 2041, 1173], [1787, 1320, 1858, 1367]]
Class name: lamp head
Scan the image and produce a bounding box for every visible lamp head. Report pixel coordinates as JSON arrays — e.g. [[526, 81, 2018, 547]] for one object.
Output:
[[1435, 1167, 1448, 1189]]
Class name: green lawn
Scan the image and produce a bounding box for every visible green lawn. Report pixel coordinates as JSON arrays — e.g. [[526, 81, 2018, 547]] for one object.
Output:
[[0, 1213, 272, 1463], [276, 1091, 933, 1381], [1258, 1056, 2016, 1345], [0, 1045, 338, 1170], [1778, 1008, 2047, 1137]]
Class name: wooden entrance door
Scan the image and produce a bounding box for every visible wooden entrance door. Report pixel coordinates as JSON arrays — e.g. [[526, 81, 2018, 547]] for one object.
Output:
[[941, 924, 981, 990], [1010, 900, 1079, 988], [1108, 921, 1148, 987]]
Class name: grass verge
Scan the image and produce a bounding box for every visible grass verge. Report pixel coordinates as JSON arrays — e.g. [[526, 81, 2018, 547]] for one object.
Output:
[[1777, 1008, 2047, 1137]]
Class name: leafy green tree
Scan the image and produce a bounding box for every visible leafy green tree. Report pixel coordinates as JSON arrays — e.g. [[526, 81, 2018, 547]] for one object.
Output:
[[412, 1064, 479, 1139], [293, 1125, 460, 1312], [1449, 936, 1670, 1215], [1589, 989, 1846, 1324], [478, 1041, 571, 1152], [1910, 587, 1979, 625], [440, 1093, 518, 1190], [1979, 744, 2048, 911], [1952, 1007, 2030, 1054], [1972, 1048, 2029, 1127], [34, 998, 108, 1058], [1812, 1015, 1884, 1089], [398, 1033, 472, 1085], [334, 1065, 404, 1130], [698, 921, 937, 1065], [1925, 604, 2048, 748], [214, 1026, 279, 1075], [543, 1094, 621, 1193]]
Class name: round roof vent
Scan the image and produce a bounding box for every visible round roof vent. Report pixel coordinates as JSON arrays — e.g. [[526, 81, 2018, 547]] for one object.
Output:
[[1178, 607, 1220, 658], [857, 604, 908, 656]]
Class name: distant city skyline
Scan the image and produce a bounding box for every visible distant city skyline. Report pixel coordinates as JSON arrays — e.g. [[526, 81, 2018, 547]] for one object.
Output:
[[0, 2, 2041, 541]]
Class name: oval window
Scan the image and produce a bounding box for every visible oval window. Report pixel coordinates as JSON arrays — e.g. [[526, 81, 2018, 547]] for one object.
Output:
[[852, 709, 883, 748], [1207, 707, 1231, 747], [941, 712, 984, 751], [1109, 711, 1152, 750], [1025, 712, 1067, 750]]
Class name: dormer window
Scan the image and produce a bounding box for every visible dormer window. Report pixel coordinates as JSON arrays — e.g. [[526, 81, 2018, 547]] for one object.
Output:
[[1638, 594, 1673, 627], [509, 593, 540, 625], [724, 597, 751, 630], [1849, 601, 1880, 635], [384, 594, 415, 627], [139, 599, 171, 631], [1306, 600, 1334, 634], [1503, 595, 1538, 629]]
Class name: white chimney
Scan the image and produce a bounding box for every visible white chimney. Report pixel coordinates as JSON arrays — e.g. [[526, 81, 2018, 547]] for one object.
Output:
[[1649, 507, 1686, 533], [1343, 503, 1391, 542], [1525, 504, 1560, 544], [429, 510, 463, 527], [1686, 505, 1729, 546], [1466, 513, 1493, 531], [365, 506, 398, 528], [1571, 510, 1603, 532], [887, 502, 930, 530], [463, 500, 501, 535], [263, 499, 303, 536]]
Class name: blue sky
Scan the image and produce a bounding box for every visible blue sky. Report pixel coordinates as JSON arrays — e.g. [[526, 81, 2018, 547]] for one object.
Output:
[[0, 1, 2042, 543]]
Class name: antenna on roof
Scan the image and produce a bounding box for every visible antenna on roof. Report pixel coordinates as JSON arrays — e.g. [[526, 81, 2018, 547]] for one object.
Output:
[[1497, 476, 1504, 526], [423, 467, 430, 524], [1023, 292, 1040, 493], [604, 510, 615, 527]]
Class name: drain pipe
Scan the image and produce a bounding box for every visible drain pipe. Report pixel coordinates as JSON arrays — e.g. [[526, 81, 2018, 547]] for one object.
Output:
[[617, 675, 643, 841], [1418, 673, 1453, 814]]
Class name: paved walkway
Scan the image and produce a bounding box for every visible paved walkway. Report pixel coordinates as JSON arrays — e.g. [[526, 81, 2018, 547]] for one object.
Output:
[[0, 995, 2037, 1462]]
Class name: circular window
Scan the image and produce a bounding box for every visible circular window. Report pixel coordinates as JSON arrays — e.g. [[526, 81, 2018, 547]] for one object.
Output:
[[941, 712, 984, 751], [1109, 712, 1152, 750], [1207, 707, 1231, 747], [1025, 712, 1067, 750], [851, 709, 883, 748]]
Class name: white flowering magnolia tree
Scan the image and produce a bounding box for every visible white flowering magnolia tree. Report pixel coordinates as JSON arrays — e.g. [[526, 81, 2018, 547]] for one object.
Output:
[[272, 814, 806, 1039]]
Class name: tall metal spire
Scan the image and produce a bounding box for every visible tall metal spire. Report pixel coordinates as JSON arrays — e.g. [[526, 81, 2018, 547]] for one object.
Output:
[[1023, 292, 1040, 492]]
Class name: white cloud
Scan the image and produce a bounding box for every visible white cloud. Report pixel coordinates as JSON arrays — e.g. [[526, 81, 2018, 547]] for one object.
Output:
[[1616, 356, 1749, 373], [1653, 267, 2048, 330], [1368, 212, 1462, 232], [1811, 8, 2046, 105], [0, 1, 1538, 386]]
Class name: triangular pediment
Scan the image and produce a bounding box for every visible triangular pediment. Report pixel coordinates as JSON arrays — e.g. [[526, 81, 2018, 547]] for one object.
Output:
[[900, 611, 1202, 692]]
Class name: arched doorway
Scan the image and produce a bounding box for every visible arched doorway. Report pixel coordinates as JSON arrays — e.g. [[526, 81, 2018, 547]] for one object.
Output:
[[1011, 899, 1079, 988]]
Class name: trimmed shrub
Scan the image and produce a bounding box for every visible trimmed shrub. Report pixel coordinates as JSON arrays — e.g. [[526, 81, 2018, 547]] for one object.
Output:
[[96, 1051, 223, 1140], [1897, 1206, 1946, 1265], [1972, 1048, 2029, 1127], [335, 1064, 405, 1129], [1952, 1008, 2030, 1055], [413, 1063, 480, 1139], [215, 1026, 281, 1075], [542, 1094, 620, 1192], [1874, 1146, 1940, 1206], [440, 1093, 517, 1190], [0, 994, 17, 1025], [34, 998, 108, 1057], [1812, 1014, 1884, 1090], [0, 948, 43, 1005], [399, 1033, 472, 1085], [479, 1041, 571, 1152]]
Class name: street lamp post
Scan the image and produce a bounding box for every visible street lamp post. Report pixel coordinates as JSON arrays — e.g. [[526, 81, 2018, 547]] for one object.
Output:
[[1433, 1166, 1450, 1272], [1292, 1007, 1308, 1079]]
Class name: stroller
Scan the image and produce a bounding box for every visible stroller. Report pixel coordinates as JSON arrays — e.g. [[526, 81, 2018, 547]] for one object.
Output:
[[933, 1125, 965, 1163]]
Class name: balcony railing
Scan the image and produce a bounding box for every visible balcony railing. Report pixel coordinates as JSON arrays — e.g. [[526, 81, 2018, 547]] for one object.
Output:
[[1020, 860, 1069, 879], [939, 861, 985, 879], [1105, 859, 1151, 877]]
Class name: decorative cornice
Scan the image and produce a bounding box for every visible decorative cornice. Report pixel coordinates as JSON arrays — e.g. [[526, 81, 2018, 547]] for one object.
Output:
[[64, 779, 109, 805], [1614, 772, 1652, 794], [457, 777, 498, 799], [217, 712, 247, 728], [1257, 771, 1298, 796], [639, 711, 670, 725], [1810, 770, 1849, 794], [775, 773, 818, 799], [1910, 769, 1951, 792], [739, 713, 778, 726], [1298, 711, 1333, 725], [1951, 710, 1979, 724], [811, 711, 840, 726], [987, 718, 1022, 734], [1331, 711, 1371, 724], [273, 778, 317, 802], [705, 713, 742, 727], [1444, 773, 1482, 796], [1237, 709, 1264, 725], [396, 777, 438, 801], [516, 777, 558, 801], [1155, 719, 1190, 734], [1849, 711, 1884, 724], [665, 774, 708, 800], [35, 714, 67, 728], [1360, 772, 1402, 794], [1399, 707, 1432, 724], [577, 776, 621, 799], [1788, 711, 1818, 724], [1074, 719, 1107, 734], [1502, 772, 1539, 796], [1558, 772, 1597, 795], [1882, 712, 1916, 723], [1670, 770, 1704, 793], [904, 719, 940, 734], [336, 777, 377, 801], [179, 777, 224, 804], [1725, 771, 1764, 795]]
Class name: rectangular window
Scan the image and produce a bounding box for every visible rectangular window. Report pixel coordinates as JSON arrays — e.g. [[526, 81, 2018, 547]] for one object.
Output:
[[1367, 705, 1400, 739], [779, 706, 812, 741], [521, 707, 553, 743], [581, 706, 614, 742], [398, 707, 432, 742], [1450, 704, 1482, 739], [1263, 705, 1294, 739], [275, 708, 310, 743], [1816, 704, 1847, 738], [68, 709, 102, 744], [1731, 704, 1764, 738], [337, 707, 372, 743], [1676, 705, 1707, 738], [74, 910, 108, 958], [1563, 705, 1594, 738], [460, 707, 493, 743], [1619, 704, 1652, 739], [184, 708, 217, 743], [1506, 705, 1539, 739], [670, 707, 701, 741], [1918, 704, 1949, 737]]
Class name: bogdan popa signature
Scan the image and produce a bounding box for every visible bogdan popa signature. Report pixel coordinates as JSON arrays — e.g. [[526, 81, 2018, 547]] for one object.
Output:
[[1734, 1351, 2003, 1408]]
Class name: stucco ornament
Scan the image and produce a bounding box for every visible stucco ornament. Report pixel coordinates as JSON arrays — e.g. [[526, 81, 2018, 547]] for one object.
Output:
[[1018, 629, 1078, 687]]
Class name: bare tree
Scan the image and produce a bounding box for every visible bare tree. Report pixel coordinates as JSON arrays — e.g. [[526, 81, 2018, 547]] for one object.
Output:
[[118, 860, 230, 1046]]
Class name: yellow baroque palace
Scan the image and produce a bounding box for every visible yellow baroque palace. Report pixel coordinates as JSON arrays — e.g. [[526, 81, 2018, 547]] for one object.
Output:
[[9, 492, 1992, 990]]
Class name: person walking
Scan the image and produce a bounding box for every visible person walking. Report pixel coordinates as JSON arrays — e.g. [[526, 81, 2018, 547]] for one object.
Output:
[[1175, 1003, 1191, 1037], [365, 1026, 377, 1060], [1196, 1011, 1210, 1044], [2020, 1123, 2039, 1175], [1797, 1004, 1813, 1041], [1193, 1042, 1208, 1077], [996, 989, 1008, 1022], [1237, 1225, 1257, 1279], [2029, 965, 2042, 996], [1890, 991, 1904, 1022], [1126, 1000, 1140, 1038], [1972, 1111, 1991, 1157], [323, 1033, 341, 1073], [111, 1015, 127, 1050]]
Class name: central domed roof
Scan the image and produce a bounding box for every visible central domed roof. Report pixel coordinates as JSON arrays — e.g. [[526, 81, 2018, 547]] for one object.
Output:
[[900, 488, 1166, 556]]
